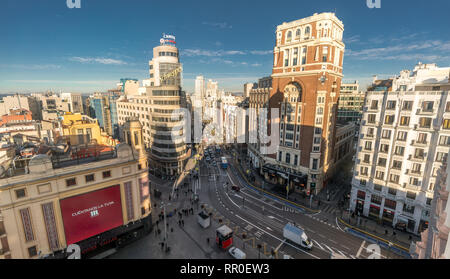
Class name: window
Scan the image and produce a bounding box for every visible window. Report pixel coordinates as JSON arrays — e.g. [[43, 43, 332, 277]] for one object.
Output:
[[381, 129, 391, 139], [367, 128, 375, 137], [286, 31, 292, 42], [286, 153, 291, 164], [365, 141, 373, 151], [85, 174, 95, 183], [294, 155, 298, 166], [357, 190, 366, 199], [417, 133, 427, 144], [305, 26, 311, 38], [389, 174, 400, 184], [403, 101, 413, 111], [403, 204, 415, 214], [378, 157, 387, 167], [360, 166, 369, 176], [443, 119, 450, 129], [445, 102, 450, 112], [439, 135, 450, 146], [284, 50, 290, 66], [368, 114, 376, 124], [20, 208, 34, 242], [436, 152, 448, 163], [397, 131, 407, 141], [392, 160, 402, 170], [295, 29, 301, 39], [301, 47, 307, 65], [384, 115, 395, 125], [371, 194, 382, 205], [412, 163, 422, 174], [317, 107, 324, 115], [406, 191, 417, 200], [379, 144, 389, 153], [394, 146, 405, 156], [388, 187, 397, 196], [385, 199, 397, 210], [66, 178, 76, 187], [102, 171, 111, 178], [293, 48, 298, 65], [386, 100, 396, 110], [410, 177, 420, 186], [414, 148, 424, 159], [363, 154, 370, 163], [322, 46, 328, 62], [312, 159, 318, 170], [279, 152, 282, 161], [419, 117, 432, 128], [375, 171, 384, 180], [422, 101, 434, 112], [314, 137, 321, 144], [315, 128, 322, 134], [370, 100, 378, 110], [15, 188, 26, 199], [28, 246, 37, 258], [316, 117, 323, 125], [400, 116, 410, 126]]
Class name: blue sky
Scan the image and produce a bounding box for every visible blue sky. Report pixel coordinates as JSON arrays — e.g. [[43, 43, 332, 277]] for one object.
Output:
[[1, 0, 450, 94]]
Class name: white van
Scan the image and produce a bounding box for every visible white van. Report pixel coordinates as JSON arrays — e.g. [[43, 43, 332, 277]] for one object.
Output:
[[283, 223, 313, 250], [228, 247, 246, 259]]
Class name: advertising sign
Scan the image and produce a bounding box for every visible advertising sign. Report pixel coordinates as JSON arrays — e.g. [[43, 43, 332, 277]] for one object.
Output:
[[60, 185, 123, 245]]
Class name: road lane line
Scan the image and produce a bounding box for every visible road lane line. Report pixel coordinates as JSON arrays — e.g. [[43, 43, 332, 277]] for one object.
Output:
[[356, 241, 366, 258], [337, 250, 346, 257], [225, 192, 241, 209], [275, 240, 285, 252], [323, 244, 334, 254], [312, 240, 324, 251], [234, 214, 319, 259]]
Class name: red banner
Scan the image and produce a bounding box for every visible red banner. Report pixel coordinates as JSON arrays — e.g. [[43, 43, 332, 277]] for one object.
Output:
[[60, 185, 123, 245]]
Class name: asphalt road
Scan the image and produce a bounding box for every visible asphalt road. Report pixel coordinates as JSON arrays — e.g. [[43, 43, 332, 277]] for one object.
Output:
[[196, 152, 403, 259]]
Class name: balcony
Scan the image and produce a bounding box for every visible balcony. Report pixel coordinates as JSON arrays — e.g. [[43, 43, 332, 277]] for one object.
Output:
[[411, 140, 428, 147], [408, 154, 425, 162], [417, 108, 435, 115]]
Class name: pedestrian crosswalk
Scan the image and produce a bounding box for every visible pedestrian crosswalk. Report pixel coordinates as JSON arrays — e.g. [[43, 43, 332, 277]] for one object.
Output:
[[254, 231, 264, 238], [311, 239, 354, 259], [321, 204, 338, 214]]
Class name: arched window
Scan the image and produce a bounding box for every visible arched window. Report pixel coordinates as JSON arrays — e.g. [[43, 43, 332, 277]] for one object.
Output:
[[305, 26, 311, 39], [286, 31, 292, 42], [295, 29, 301, 40]]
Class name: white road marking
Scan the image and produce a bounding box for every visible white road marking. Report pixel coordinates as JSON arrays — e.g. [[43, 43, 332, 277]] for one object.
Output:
[[356, 241, 366, 258], [337, 250, 346, 257], [323, 244, 334, 254], [266, 227, 273, 231], [275, 240, 285, 252], [225, 192, 241, 209], [349, 255, 356, 259], [234, 214, 319, 259], [312, 240, 324, 250]]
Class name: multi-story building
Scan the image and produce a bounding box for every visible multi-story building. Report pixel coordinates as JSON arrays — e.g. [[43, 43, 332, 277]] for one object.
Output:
[[350, 63, 450, 234], [61, 93, 84, 114], [338, 81, 365, 124], [244, 83, 253, 98], [263, 12, 346, 194], [248, 77, 272, 169], [0, 119, 151, 259], [89, 92, 120, 139], [117, 37, 189, 176], [60, 113, 118, 147], [413, 151, 449, 259]]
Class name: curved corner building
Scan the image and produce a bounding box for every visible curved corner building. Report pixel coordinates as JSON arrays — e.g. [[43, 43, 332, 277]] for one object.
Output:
[[147, 41, 189, 176]]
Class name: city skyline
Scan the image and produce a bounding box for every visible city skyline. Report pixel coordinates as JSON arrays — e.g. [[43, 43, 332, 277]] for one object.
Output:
[[2, 0, 450, 93]]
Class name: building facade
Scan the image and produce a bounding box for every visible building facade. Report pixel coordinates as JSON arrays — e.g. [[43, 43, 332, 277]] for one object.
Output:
[[350, 63, 450, 234], [117, 38, 189, 176], [0, 119, 151, 259], [413, 152, 450, 259], [338, 81, 365, 124], [265, 12, 345, 194]]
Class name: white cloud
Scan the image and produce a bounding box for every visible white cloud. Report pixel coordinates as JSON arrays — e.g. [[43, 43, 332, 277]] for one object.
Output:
[[344, 35, 360, 44], [347, 40, 450, 62], [251, 63, 262, 67], [202, 22, 232, 29], [249, 50, 273, 55], [69, 57, 127, 65], [0, 64, 62, 70]]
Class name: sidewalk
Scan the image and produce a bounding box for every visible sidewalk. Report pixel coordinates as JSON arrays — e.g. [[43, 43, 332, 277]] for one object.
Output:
[[338, 200, 419, 251]]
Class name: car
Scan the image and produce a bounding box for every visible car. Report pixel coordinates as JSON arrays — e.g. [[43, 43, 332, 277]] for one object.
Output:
[[228, 247, 246, 259], [231, 185, 240, 192]]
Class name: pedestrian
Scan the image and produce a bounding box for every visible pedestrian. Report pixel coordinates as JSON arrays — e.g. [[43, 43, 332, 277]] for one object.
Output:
[[385, 229, 388, 235], [181, 220, 184, 226], [169, 195, 171, 201], [207, 237, 210, 245]]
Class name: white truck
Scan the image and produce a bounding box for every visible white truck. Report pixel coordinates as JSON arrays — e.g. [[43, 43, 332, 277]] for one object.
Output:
[[283, 223, 313, 250]]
